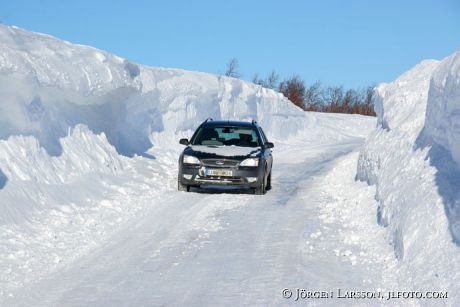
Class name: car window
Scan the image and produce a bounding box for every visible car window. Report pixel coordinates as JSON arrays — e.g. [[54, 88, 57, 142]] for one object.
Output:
[[192, 126, 260, 147], [258, 127, 267, 144], [259, 127, 268, 144]]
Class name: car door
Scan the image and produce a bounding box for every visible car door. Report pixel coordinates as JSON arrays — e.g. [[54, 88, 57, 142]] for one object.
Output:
[[258, 127, 273, 172]]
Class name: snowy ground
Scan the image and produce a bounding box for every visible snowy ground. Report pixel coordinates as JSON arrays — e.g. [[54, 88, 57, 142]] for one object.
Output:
[[2, 25, 401, 306], [1, 24, 458, 306], [2, 128, 404, 306]]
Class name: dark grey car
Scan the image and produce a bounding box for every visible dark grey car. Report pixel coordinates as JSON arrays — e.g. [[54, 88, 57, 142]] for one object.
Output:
[[178, 119, 274, 194]]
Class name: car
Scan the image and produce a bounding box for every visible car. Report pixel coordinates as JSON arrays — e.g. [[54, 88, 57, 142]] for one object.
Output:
[[178, 118, 274, 195]]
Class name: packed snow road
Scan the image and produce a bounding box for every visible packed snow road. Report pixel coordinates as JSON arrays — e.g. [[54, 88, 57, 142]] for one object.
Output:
[[4, 136, 396, 306]]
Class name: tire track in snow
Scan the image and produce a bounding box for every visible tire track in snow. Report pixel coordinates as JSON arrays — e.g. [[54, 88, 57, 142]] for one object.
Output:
[[4, 138, 396, 306]]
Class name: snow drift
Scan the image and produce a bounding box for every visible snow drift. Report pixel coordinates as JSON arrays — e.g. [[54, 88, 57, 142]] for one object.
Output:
[[0, 24, 376, 297], [0, 24, 370, 207], [0, 24, 313, 160], [357, 49, 460, 296], [423, 51, 460, 168]]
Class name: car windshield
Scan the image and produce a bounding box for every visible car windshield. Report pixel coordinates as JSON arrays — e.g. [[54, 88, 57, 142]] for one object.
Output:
[[191, 126, 260, 147]]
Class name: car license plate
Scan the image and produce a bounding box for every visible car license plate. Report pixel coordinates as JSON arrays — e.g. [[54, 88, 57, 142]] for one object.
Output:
[[206, 169, 233, 177]]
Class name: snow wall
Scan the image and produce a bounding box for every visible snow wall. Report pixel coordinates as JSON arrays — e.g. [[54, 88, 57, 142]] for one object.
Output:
[[0, 25, 379, 296], [0, 24, 371, 223], [357, 50, 460, 293], [0, 24, 306, 188]]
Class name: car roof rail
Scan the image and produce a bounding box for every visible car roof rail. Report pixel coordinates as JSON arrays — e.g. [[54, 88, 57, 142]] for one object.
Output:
[[203, 117, 213, 124], [251, 119, 257, 125]]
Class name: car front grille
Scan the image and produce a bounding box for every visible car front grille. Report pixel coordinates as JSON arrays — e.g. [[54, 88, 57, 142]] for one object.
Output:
[[195, 176, 245, 184], [201, 159, 240, 167]]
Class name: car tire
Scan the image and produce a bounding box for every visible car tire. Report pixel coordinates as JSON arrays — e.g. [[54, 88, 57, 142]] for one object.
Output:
[[178, 177, 190, 192], [266, 169, 272, 190], [254, 170, 267, 195]]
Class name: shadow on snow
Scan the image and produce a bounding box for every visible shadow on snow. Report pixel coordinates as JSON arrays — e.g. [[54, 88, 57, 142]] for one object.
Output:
[[416, 133, 460, 246]]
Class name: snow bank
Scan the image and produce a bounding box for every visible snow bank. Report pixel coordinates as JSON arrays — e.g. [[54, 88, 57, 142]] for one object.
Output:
[[0, 24, 308, 161], [0, 24, 375, 228], [357, 60, 439, 186], [0, 24, 305, 225], [373, 60, 439, 132], [0, 125, 123, 184], [424, 51, 460, 168], [357, 50, 460, 297], [0, 24, 377, 297]]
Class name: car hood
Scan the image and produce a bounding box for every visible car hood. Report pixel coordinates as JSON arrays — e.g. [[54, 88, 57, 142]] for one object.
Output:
[[185, 145, 261, 159]]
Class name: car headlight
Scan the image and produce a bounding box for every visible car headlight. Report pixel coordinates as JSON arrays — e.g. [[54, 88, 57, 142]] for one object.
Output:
[[240, 158, 259, 167], [183, 155, 200, 165]]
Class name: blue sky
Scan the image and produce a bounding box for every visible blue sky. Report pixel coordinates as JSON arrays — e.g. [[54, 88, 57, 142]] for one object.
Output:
[[2, 0, 460, 88]]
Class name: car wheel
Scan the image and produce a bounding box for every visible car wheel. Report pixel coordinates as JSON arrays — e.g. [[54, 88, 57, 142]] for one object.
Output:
[[266, 169, 272, 190], [178, 177, 190, 192], [254, 170, 267, 195]]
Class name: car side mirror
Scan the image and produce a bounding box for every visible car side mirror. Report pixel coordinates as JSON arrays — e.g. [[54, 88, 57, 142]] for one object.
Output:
[[264, 142, 274, 149], [179, 138, 189, 145]]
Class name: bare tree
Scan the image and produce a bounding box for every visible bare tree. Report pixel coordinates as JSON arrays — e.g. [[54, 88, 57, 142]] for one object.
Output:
[[251, 66, 375, 116], [365, 85, 375, 105], [358, 85, 376, 116], [304, 81, 323, 111], [265, 70, 279, 89], [252, 73, 263, 85], [324, 86, 344, 104], [225, 58, 241, 78], [279, 75, 306, 110], [252, 70, 279, 89]]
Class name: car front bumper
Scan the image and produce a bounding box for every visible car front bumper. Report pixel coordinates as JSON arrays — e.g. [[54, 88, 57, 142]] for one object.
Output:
[[179, 164, 263, 188]]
